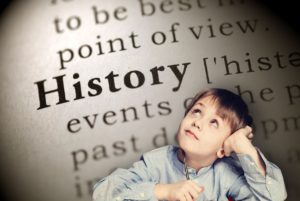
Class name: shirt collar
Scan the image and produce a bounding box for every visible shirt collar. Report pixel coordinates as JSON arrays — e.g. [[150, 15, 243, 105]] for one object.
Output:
[[171, 146, 214, 177], [170, 146, 186, 176]]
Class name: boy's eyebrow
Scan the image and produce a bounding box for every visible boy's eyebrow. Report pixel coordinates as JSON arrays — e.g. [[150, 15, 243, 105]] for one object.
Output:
[[196, 102, 205, 107], [196, 101, 224, 120]]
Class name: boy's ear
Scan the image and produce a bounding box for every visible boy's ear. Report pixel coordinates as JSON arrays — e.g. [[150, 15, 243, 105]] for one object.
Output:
[[217, 148, 225, 159]]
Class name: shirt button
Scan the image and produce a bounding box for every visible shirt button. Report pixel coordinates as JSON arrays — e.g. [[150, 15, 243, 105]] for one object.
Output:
[[267, 181, 272, 185], [140, 192, 145, 197], [250, 162, 255, 166], [115, 196, 121, 201]]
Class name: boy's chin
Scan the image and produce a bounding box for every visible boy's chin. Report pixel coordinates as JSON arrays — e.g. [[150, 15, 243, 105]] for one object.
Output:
[[178, 138, 194, 150], [181, 145, 219, 160]]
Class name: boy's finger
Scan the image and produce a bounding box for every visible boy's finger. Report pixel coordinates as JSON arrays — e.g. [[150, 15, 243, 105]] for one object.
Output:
[[179, 195, 186, 201], [190, 181, 204, 193], [184, 192, 193, 201], [245, 126, 252, 133], [239, 126, 252, 137], [223, 146, 232, 156], [188, 188, 200, 200], [245, 125, 252, 130], [234, 126, 251, 136], [224, 151, 231, 157], [247, 132, 254, 139]]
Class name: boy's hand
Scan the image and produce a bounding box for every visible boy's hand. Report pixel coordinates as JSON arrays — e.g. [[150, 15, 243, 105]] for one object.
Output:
[[223, 126, 255, 156], [223, 126, 266, 176], [154, 180, 204, 201]]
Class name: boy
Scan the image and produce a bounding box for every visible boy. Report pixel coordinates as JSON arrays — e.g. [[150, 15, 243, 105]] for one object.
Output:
[[93, 88, 287, 201]]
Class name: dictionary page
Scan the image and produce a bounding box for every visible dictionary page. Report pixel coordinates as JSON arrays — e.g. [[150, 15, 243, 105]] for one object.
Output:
[[0, 0, 299, 200]]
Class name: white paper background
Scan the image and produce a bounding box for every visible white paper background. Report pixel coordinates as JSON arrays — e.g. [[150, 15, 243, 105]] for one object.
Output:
[[0, 0, 299, 200]]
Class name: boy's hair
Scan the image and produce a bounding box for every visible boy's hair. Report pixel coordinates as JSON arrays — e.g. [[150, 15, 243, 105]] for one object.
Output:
[[185, 88, 253, 133]]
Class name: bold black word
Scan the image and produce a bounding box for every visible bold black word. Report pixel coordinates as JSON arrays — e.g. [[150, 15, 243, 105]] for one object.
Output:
[[34, 62, 190, 110]]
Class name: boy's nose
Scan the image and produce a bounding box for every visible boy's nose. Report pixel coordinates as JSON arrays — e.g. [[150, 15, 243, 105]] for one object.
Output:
[[192, 120, 202, 130]]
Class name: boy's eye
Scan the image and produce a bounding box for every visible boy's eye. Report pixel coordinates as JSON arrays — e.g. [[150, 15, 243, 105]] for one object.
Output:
[[210, 119, 219, 128], [191, 109, 201, 117]]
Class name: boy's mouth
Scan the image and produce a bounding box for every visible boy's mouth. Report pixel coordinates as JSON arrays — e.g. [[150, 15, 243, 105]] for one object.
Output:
[[185, 129, 199, 140]]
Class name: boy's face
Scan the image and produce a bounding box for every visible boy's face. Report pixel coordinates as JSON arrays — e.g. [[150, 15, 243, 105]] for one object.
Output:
[[177, 96, 232, 160]]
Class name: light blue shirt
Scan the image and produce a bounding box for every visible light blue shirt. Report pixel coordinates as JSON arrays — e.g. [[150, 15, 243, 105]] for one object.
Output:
[[93, 145, 287, 201]]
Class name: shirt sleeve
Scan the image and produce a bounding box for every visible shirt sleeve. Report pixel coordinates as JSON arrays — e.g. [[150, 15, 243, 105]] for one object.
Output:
[[92, 155, 158, 201], [228, 148, 287, 201]]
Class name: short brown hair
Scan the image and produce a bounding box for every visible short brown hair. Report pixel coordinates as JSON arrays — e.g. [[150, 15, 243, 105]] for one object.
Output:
[[185, 88, 253, 133]]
